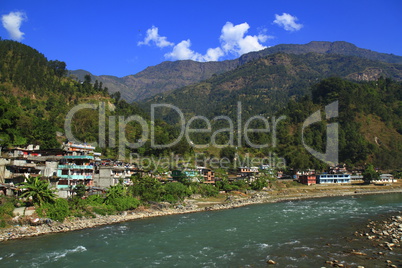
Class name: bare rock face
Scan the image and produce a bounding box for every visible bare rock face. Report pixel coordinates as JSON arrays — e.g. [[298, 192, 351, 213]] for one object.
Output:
[[347, 67, 385, 81]]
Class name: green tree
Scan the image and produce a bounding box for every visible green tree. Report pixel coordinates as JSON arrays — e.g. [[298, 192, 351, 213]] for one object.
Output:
[[363, 164, 379, 184], [73, 184, 87, 198], [215, 178, 235, 192], [250, 177, 268, 190], [163, 182, 192, 203], [220, 146, 237, 162], [48, 60, 67, 77], [19, 176, 56, 206], [105, 184, 126, 202], [104, 184, 140, 211], [196, 184, 219, 197], [130, 175, 164, 202]]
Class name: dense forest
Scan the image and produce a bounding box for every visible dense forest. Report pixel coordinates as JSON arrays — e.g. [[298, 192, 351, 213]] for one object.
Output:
[[0, 39, 113, 149], [0, 39, 188, 159], [275, 77, 402, 170], [0, 39, 401, 170]]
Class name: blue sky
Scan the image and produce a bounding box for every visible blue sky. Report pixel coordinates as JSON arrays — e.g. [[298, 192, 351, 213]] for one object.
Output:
[[1, 0, 401, 77]]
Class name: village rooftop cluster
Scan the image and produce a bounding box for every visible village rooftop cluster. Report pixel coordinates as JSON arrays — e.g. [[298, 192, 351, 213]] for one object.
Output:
[[0, 143, 397, 198]]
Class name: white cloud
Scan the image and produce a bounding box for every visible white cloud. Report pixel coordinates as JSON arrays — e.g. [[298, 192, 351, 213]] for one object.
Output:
[[140, 22, 271, 62], [164, 39, 199, 60], [138, 26, 174, 48], [220, 22, 250, 54], [164, 40, 224, 62], [237, 35, 267, 55], [1, 11, 27, 41], [220, 22, 270, 56], [203, 47, 224, 61], [273, 13, 303, 32]]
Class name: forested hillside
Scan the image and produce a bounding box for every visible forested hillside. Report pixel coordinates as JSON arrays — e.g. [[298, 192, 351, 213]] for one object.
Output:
[[0, 40, 109, 148], [238, 41, 402, 65], [1, 40, 400, 170], [145, 52, 402, 121], [275, 77, 402, 170], [0, 40, 196, 160]]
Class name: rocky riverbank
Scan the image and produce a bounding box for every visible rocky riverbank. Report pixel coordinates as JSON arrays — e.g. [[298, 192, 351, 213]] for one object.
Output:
[[357, 215, 402, 252], [349, 213, 402, 268], [318, 207, 402, 268], [1, 186, 402, 243]]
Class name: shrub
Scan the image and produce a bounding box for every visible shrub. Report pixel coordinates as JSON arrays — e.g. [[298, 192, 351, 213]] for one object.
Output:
[[250, 178, 268, 190], [86, 194, 104, 205], [163, 182, 192, 203], [163, 194, 177, 204], [130, 176, 164, 202], [68, 197, 95, 218], [0, 199, 15, 218], [0, 219, 8, 228], [37, 198, 70, 222], [90, 203, 116, 216], [84, 194, 117, 215], [232, 180, 249, 190], [215, 179, 231, 191], [196, 184, 219, 197], [73, 184, 86, 198], [106, 196, 140, 211], [0, 198, 16, 228], [69, 196, 87, 209]]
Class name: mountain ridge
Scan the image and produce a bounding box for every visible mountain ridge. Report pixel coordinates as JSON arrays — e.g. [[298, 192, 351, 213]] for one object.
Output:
[[143, 52, 402, 120], [69, 41, 402, 103], [238, 41, 402, 64]]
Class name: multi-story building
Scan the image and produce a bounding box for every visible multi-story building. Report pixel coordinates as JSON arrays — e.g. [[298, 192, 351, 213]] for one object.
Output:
[[237, 167, 259, 180], [316, 174, 351, 184], [56, 143, 99, 190], [197, 167, 215, 184], [298, 175, 316, 185], [1, 145, 62, 185], [93, 163, 139, 188], [4, 159, 41, 184], [57, 155, 95, 188]]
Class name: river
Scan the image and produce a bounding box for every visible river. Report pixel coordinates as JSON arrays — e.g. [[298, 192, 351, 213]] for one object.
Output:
[[1, 193, 402, 267]]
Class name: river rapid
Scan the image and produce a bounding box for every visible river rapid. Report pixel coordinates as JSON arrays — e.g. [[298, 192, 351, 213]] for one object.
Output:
[[1, 193, 402, 267]]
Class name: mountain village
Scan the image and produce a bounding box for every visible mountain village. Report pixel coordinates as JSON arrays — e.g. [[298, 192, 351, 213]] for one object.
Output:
[[0, 142, 397, 200]]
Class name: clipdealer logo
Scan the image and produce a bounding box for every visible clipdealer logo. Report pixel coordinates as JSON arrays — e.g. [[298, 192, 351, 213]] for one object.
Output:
[[64, 102, 286, 154], [302, 101, 339, 166], [64, 101, 339, 166]]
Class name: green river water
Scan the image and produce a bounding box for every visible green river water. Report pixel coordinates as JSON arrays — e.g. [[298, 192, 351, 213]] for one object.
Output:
[[1, 193, 402, 267]]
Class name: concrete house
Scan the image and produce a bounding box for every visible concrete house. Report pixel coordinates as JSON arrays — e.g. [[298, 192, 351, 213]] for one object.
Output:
[[373, 174, 396, 183], [57, 155, 95, 188], [316, 173, 351, 184], [171, 169, 199, 182], [198, 168, 215, 184], [56, 143, 100, 189], [299, 175, 316, 185]]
